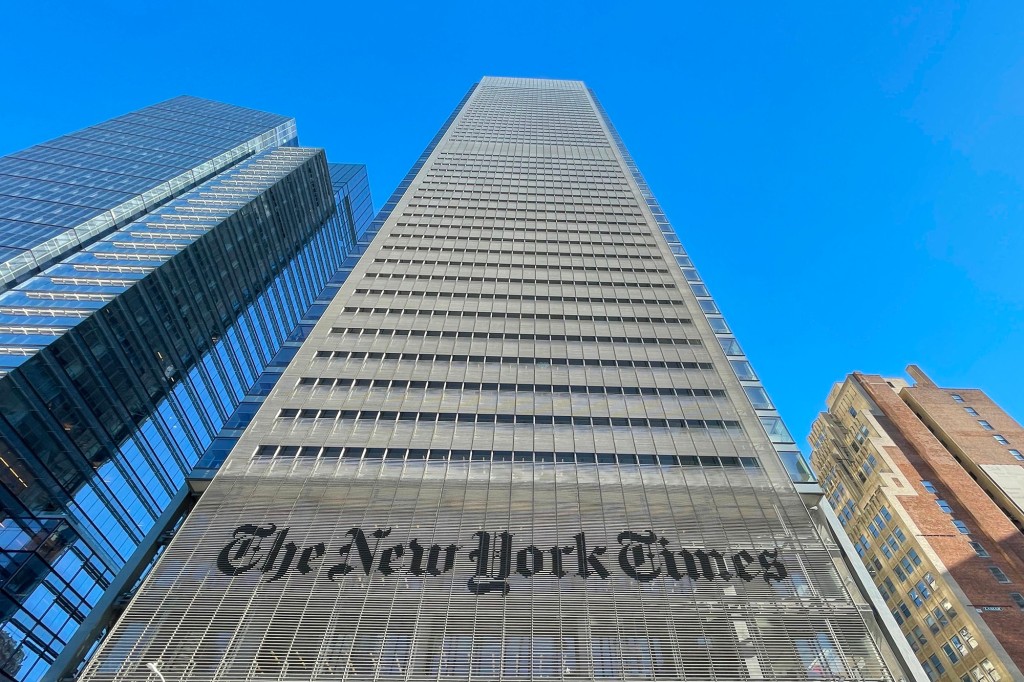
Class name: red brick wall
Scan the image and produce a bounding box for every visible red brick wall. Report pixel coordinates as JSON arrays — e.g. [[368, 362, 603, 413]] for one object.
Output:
[[855, 373, 1024, 668]]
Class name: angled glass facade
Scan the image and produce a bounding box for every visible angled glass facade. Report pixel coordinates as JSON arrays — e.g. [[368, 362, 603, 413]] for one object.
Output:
[[0, 100, 371, 681], [80, 78, 903, 682], [0, 96, 296, 290]]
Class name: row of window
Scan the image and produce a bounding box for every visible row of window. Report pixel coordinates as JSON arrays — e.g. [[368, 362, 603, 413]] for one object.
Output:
[[397, 214, 651, 227], [296, 377, 727, 397], [405, 192, 637, 203], [424, 168, 624, 180], [275, 408, 742, 430], [920, 482, 1017, 580], [392, 223, 653, 237], [875, 526, 908, 557], [923, 647, 1001, 681], [312, 350, 714, 371], [953, 395, 1018, 452], [363, 272, 678, 289], [371, 258, 672, 274], [384, 234, 656, 248], [352, 289, 685, 306], [378, 245, 662, 259], [891, 596, 958, 637], [340, 307, 691, 324], [252, 445, 761, 468], [331, 327, 703, 347], [906, 623, 976, 662]]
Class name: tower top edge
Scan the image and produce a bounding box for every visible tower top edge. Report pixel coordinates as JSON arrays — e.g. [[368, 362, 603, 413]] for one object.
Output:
[[479, 76, 588, 90]]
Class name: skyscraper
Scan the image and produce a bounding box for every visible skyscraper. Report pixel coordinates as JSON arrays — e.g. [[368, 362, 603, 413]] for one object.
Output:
[[0, 98, 371, 681], [810, 366, 1024, 680], [81, 77, 909, 681]]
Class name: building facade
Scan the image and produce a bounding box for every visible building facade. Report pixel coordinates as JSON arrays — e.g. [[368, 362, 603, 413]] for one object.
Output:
[[81, 77, 905, 682], [0, 98, 371, 681], [809, 365, 1024, 681]]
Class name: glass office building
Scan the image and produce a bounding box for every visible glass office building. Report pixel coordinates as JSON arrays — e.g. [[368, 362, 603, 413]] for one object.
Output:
[[0, 99, 371, 681], [81, 78, 908, 681]]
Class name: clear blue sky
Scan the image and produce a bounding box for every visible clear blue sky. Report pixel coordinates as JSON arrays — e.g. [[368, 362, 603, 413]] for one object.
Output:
[[3, 2, 1022, 450]]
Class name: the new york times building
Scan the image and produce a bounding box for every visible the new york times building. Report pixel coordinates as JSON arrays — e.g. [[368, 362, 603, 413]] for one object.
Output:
[[81, 78, 900, 681]]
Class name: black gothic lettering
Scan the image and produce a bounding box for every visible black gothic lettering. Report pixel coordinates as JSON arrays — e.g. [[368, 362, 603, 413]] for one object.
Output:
[[260, 527, 296, 582], [731, 549, 760, 582], [218, 524, 790, 590], [657, 537, 685, 580], [757, 548, 788, 583], [617, 530, 661, 582], [348, 527, 392, 575], [693, 550, 732, 581], [573, 532, 609, 579], [217, 523, 277, 576], [407, 539, 426, 576], [378, 544, 405, 575], [549, 545, 573, 577], [297, 543, 325, 574], [264, 542, 298, 582], [327, 543, 353, 581], [468, 531, 513, 594], [516, 546, 544, 577], [676, 549, 700, 580], [426, 543, 459, 576]]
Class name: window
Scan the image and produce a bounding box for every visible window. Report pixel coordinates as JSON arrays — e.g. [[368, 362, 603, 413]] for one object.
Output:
[[958, 627, 977, 649], [989, 567, 1012, 584], [978, 420, 993, 430], [936, 500, 953, 513], [951, 394, 964, 403], [881, 577, 896, 601], [953, 520, 970, 534], [880, 506, 892, 522], [1010, 449, 1024, 461], [942, 643, 960, 664], [908, 549, 922, 566], [964, 407, 979, 416], [994, 435, 1009, 445], [1010, 592, 1024, 610], [912, 626, 927, 646], [921, 480, 937, 494], [969, 541, 990, 558], [892, 527, 907, 543], [743, 385, 773, 409], [949, 634, 968, 657], [848, 406, 858, 417], [731, 359, 757, 381]]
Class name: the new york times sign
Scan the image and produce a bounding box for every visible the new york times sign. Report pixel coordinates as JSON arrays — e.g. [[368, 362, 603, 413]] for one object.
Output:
[[217, 525, 788, 594]]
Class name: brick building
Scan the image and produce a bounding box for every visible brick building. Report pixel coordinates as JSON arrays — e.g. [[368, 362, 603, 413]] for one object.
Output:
[[810, 365, 1024, 681]]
